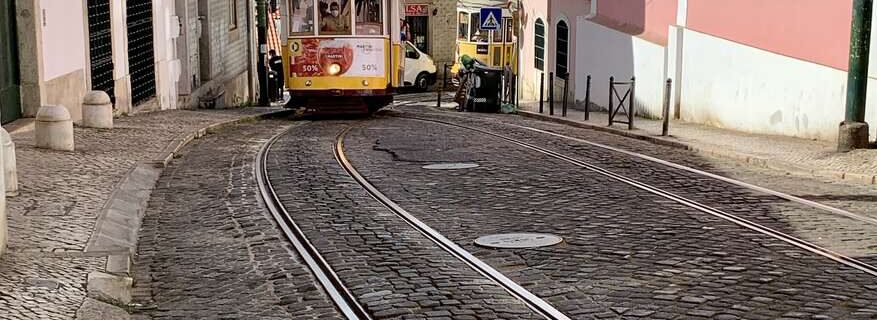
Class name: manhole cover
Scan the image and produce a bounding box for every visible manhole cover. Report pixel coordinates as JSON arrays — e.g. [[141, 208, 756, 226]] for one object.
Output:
[[422, 163, 479, 170], [474, 233, 563, 249]]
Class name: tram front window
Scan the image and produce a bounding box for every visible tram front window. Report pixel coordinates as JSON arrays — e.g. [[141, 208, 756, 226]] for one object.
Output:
[[289, 0, 315, 34], [319, 0, 351, 35], [469, 13, 487, 43], [355, 0, 382, 35], [458, 12, 469, 41]]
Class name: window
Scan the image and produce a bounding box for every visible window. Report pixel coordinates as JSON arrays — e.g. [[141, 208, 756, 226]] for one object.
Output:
[[470, 12, 487, 43], [491, 18, 503, 42], [229, 0, 238, 30], [405, 42, 420, 60], [355, 0, 382, 35], [534, 18, 545, 71], [319, 0, 351, 35], [458, 12, 469, 40], [290, 0, 316, 34], [556, 20, 569, 77]]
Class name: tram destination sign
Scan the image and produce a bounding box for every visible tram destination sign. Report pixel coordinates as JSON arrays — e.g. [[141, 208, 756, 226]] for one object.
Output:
[[479, 7, 502, 31]]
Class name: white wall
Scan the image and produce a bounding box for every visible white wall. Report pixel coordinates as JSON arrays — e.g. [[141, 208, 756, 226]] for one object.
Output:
[[675, 28, 877, 141], [153, 0, 180, 110], [574, 18, 666, 118], [39, 0, 87, 80]]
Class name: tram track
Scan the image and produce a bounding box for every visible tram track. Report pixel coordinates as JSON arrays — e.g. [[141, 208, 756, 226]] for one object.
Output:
[[256, 126, 372, 320], [334, 125, 572, 320], [257, 122, 570, 320], [396, 114, 877, 278]]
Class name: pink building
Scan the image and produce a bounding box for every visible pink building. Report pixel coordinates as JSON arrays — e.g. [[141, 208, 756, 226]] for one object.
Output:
[[519, 0, 877, 141]]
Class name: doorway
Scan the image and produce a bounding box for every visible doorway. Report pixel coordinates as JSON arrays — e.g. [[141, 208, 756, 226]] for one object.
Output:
[[0, 0, 21, 124], [406, 15, 429, 54]]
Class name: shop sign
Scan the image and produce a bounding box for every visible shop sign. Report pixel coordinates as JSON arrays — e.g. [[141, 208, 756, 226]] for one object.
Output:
[[405, 4, 429, 16]]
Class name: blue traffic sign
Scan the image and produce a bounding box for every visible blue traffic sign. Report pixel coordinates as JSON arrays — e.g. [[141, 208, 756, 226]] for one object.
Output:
[[480, 7, 502, 30]]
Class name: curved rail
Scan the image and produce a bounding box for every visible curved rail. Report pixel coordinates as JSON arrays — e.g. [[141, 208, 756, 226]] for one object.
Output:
[[334, 126, 572, 320], [401, 116, 877, 278], [256, 127, 372, 320]]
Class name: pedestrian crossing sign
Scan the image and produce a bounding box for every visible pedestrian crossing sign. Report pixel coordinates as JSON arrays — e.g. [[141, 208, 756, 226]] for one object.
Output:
[[480, 7, 502, 31]]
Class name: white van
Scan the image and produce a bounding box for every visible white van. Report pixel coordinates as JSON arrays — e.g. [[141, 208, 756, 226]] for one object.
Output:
[[403, 41, 437, 91]]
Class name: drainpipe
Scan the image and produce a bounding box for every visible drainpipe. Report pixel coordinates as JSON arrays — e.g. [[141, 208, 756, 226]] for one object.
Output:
[[839, 0, 873, 151], [246, 0, 256, 103]]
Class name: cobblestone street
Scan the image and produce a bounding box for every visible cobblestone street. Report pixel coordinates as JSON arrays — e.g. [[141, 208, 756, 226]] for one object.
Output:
[[125, 101, 877, 319], [6, 102, 877, 319], [0, 108, 279, 320]]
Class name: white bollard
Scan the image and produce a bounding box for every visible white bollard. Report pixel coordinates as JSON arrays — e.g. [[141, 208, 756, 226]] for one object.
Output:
[[0, 129, 17, 196], [82, 91, 113, 129], [35, 105, 74, 151]]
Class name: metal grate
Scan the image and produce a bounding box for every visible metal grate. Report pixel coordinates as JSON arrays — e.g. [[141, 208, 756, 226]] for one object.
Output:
[[126, 0, 156, 105], [87, 0, 115, 103]]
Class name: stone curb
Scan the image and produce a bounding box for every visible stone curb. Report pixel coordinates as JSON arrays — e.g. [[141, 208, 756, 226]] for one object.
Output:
[[149, 109, 293, 168], [79, 107, 292, 317], [518, 111, 876, 186]]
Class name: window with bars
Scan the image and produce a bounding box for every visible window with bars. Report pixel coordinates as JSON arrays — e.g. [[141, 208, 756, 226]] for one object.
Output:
[[534, 18, 545, 71]]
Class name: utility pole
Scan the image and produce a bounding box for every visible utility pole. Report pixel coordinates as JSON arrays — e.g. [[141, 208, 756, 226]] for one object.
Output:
[[256, 0, 270, 106], [839, 0, 873, 151]]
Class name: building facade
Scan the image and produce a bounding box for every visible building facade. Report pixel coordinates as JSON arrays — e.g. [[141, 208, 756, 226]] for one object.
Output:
[[402, 0, 457, 78], [10, 0, 183, 123], [0, 0, 257, 125], [519, 0, 877, 142], [176, 0, 257, 109]]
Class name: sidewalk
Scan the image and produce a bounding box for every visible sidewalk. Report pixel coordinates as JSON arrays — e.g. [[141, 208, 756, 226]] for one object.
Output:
[[0, 107, 284, 319], [518, 102, 877, 185]]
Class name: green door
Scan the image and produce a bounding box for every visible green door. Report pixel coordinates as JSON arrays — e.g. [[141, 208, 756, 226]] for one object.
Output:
[[0, 0, 21, 124]]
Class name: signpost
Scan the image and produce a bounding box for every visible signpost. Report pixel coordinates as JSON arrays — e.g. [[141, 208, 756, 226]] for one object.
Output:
[[480, 7, 502, 30]]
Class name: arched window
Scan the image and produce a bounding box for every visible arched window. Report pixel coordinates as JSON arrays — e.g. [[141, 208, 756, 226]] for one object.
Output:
[[556, 20, 569, 77], [534, 18, 545, 71]]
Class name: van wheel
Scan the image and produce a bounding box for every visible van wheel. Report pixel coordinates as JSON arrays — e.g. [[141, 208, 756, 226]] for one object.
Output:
[[415, 73, 430, 92]]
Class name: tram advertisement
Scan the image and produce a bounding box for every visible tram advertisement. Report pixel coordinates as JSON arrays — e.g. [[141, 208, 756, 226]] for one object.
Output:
[[289, 38, 385, 77]]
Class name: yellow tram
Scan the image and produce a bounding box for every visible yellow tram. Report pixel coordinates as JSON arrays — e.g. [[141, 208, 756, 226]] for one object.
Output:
[[453, 0, 518, 74], [279, 0, 405, 114]]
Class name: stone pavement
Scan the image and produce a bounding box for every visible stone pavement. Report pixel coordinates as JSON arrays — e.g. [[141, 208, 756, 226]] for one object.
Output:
[[132, 120, 343, 320], [517, 102, 877, 185], [264, 121, 541, 319], [0, 107, 281, 320], [343, 111, 877, 319]]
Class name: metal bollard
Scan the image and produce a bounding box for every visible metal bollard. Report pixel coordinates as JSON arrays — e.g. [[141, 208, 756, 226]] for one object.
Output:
[[514, 74, 519, 109], [549, 72, 555, 116], [629, 77, 636, 130], [584, 75, 591, 121], [562, 74, 569, 117], [438, 63, 448, 108], [609, 76, 614, 126], [662, 78, 672, 136], [539, 72, 544, 113]]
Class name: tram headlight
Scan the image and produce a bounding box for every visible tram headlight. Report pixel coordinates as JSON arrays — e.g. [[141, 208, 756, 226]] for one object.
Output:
[[327, 63, 342, 76]]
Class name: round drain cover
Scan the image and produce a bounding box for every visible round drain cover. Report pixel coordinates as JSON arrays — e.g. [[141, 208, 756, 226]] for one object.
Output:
[[422, 163, 480, 170], [474, 233, 563, 249]]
